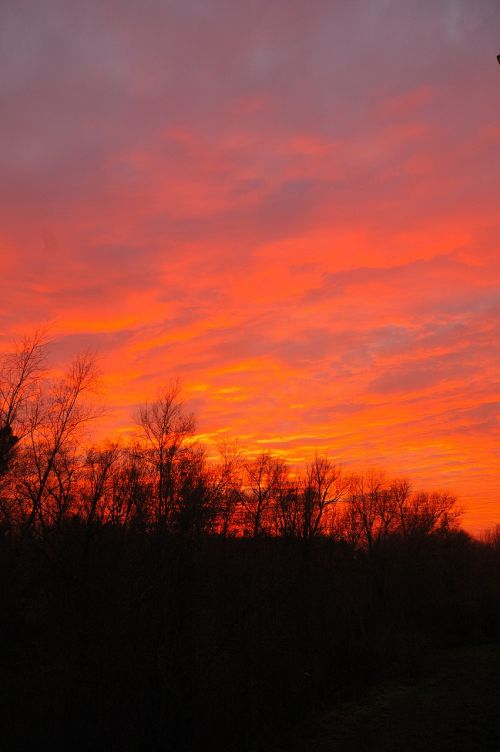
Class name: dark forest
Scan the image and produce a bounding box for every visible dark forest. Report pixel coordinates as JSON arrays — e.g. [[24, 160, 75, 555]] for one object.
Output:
[[1, 335, 499, 751]]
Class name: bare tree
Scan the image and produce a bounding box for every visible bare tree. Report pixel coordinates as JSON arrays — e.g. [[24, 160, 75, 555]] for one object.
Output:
[[137, 382, 195, 530], [80, 442, 121, 526], [241, 453, 287, 537], [481, 524, 500, 550], [0, 330, 47, 476], [19, 352, 101, 529], [171, 443, 215, 535], [43, 444, 80, 527], [402, 490, 460, 538], [211, 440, 243, 537], [272, 476, 301, 538], [107, 445, 151, 528], [340, 471, 397, 551], [299, 455, 346, 539], [391, 478, 412, 538], [339, 471, 461, 549]]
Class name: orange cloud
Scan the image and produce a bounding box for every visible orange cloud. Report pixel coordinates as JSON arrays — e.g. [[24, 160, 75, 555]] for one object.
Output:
[[1, 0, 499, 534]]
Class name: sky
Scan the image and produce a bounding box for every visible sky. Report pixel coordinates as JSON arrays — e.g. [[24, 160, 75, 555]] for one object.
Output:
[[1, 0, 499, 532]]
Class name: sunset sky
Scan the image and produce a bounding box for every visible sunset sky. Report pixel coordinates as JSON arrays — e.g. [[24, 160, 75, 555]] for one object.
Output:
[[1, 0, 499, 532]]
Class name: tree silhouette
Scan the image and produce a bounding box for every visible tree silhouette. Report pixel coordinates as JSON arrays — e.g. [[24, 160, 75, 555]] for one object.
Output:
[[138, 381, 195, 530], [18, 352, 100, 529], [0, 330, 47, 478]]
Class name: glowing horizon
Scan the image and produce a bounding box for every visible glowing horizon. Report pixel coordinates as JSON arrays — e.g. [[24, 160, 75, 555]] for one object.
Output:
[[1, 0, 499, 533]]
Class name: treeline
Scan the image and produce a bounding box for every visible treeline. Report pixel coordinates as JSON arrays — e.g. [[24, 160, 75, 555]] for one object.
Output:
[[0, 334, 459, 543], [1, 334, 500, 752]]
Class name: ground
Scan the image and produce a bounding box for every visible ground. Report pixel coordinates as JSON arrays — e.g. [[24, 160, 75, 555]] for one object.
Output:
[[288, 643, 500, 752]]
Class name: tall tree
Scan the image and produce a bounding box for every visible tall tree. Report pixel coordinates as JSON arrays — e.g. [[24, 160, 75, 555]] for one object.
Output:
[[241, 453, 287, 537], [0, 330, 47, 476], [138, 382, 195, 530], [19, 352, 100, 529], [299, 455, 346, 539]]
